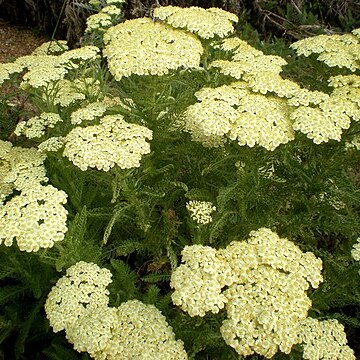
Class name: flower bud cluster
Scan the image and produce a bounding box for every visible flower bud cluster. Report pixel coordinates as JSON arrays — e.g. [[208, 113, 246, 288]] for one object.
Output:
[[171, 228, 324, 358], [45, 261, 188, 359], [103, 18, 203, 80], [63, 114, 152, 171], [299, 318, 355, 359], [186, 200, 216, 224], [153, 6, 238, 39]]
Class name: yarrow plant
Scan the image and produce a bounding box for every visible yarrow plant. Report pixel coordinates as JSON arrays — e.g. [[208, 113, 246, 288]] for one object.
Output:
[[0, 5, 360, 360]]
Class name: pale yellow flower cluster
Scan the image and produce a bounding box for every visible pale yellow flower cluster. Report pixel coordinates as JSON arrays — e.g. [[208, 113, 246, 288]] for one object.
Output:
[[15, 112, 63, 139], [184, 83, 294, 151], [85, 4, 122, 34], [0, 184, 68, 252], [0, 140, 48, 201], [13, 45, 100, 89], [52, 78, 100, 107], [171, 245, 232, 316], [45, 261, 112, 333], [103, 18, 203, 80], [211, 38, 287, 83], [31, 40, 69, 55], [38, 136, 66, 152], [0, 62, 24, 85], [290, 84, 360, 144], [290, 33, 360, 71], [70, 102, 107, 125], [0, 140, 68, 252], [63, 114, 152, 171], [299, 318, 355, 359], [353, 27, 360, 38], [171, 228, 323, 358], [153, 6, 238, 39], [351, 237, 360, 261], [186, 200, 216, 224], [45, 261, 188, 359]]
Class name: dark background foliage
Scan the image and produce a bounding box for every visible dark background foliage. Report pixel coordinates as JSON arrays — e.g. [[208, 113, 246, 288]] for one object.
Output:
[[0, 0, 359, 46]]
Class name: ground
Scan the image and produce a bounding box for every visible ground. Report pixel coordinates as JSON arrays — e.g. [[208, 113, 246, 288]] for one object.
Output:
[[0, 19, 48, 63]]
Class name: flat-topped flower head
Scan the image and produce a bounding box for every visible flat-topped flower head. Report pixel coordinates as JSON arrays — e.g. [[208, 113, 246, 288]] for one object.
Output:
[[153, 6, 238, 39], [100, 300, 188, 359], [186, 200, 216, 224], [45, 261, 112, 333], [0, 62, 24, 85], [171, 228, 323, 358], [213, 37, 263, 60], [351, 237, 360, 261], [353, 27, 360, 38], [63, 114, 152, 171], [211, 54, 287, 79], [299, 318, 355, 360], [171, 245, 232, 317], [103, 18, 203, 80], [70, 102, 107, 125], [0, 141, 48, 197], [290, 95, 353, 144], [15, 112, 63, 139], [184, 84, 294, 151], [328, 74, 360, 88], [38, 137, 66, 153], [0, 183, 68, 252], [21, 65, 68, 89], [31, 40, 68, 55], [291, 33, 360, 71]]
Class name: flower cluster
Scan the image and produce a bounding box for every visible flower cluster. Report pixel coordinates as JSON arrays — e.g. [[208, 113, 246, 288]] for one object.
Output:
[[63, 114, 152, 171], [153, 6, 238, 39], [70, 102, 107, 125], [351, 237, 360, 261], [13, 45, 100, 89], [0, 184, 68, 252], [211, 38, 287, 81], [186, 200, 216, 224], [299, 318, 355, 359], [0, 140, 48, 199], [0, 141, 68, 251], [0, 62, 24, 85], [184, 83, 294, 151], [45, 261, 113, 333], [103, 18, 203, 80], [15, 112, 63, 139], [38, 136, 66, 152], [52, 78, 100, 107], [171, 228, 324, 358], [171, 245, 231, 316], [290, 33, 360, 71], [289, 85, 359, 144], [31, 40, 68, 55], [85, 5, 122, 34], [45, 261, 188, 359]]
